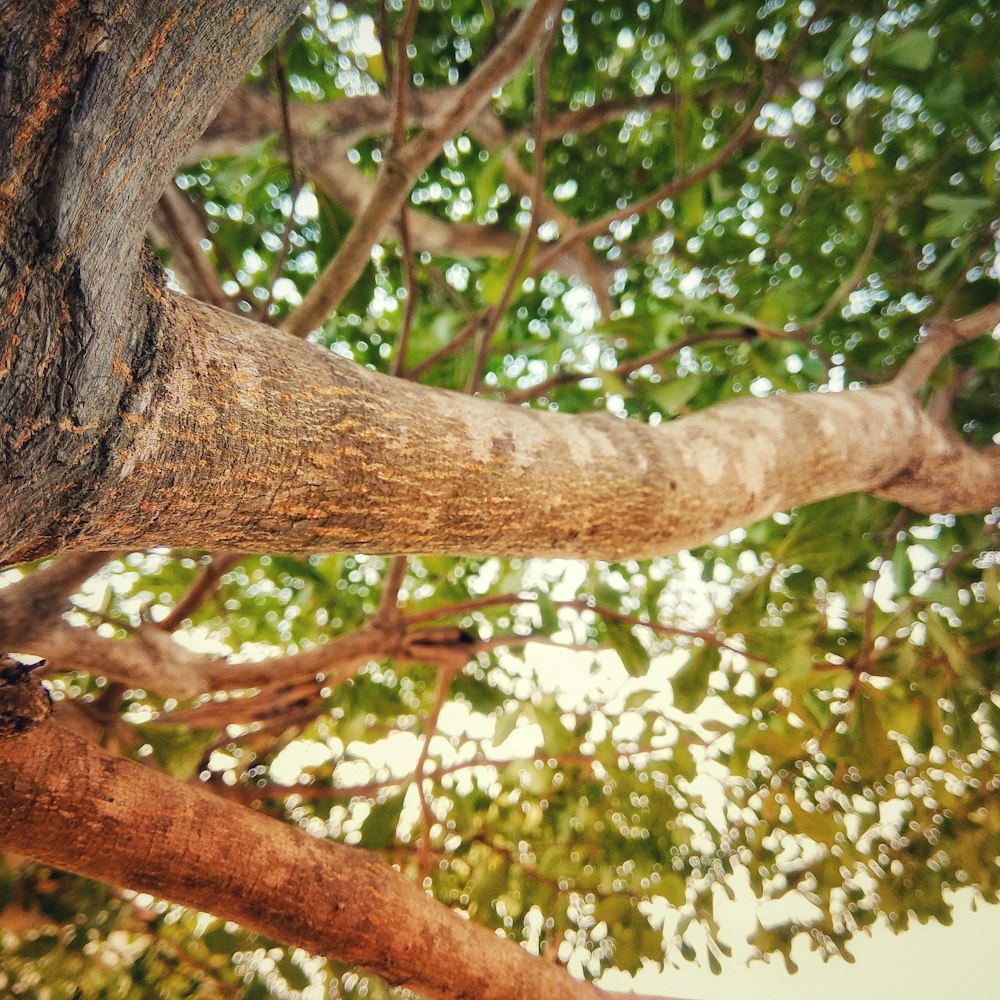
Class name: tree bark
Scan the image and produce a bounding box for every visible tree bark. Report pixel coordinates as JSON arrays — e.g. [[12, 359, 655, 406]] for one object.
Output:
[[3, 288, 993, 567], [0, 0, 303, 564], [0, 720, 609, 1000], [3, 2, 996, 569]]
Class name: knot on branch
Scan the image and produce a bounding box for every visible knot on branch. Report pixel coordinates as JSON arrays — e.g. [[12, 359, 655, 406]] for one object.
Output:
[[0, 655, 52, 738], [400, 626, 477, 669]]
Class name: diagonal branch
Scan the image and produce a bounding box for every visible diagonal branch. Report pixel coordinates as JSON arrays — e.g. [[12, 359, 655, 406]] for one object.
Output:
[[281, 0, 563, 339], [894, 300, 1000, 393], [466, 20, 557, 393], [0, 721, 615, 1000]]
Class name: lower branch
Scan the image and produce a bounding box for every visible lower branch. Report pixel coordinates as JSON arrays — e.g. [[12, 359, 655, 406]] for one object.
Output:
[[0, 721, 610, 1000]]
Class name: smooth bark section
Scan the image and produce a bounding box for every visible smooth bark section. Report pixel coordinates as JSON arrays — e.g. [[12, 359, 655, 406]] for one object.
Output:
[[39, 291, 995, 565], [0, 722, 607, 1000]]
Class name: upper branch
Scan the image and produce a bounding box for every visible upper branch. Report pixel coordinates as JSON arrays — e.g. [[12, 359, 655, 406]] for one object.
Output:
[[281, 0, 563, 339], [2, 0, 304, 274], [894, 300, 1000, 393]]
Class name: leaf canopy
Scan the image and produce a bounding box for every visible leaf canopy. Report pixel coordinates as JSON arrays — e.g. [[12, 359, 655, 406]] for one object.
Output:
[[2, 0, 999, 996]]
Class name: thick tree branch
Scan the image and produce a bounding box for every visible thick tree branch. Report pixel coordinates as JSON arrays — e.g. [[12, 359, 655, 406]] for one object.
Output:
[[4, 289, 995, 570], [0, 721, 613, 1000]]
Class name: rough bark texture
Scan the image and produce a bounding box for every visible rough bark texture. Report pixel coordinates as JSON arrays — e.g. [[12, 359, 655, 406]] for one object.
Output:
[[2, 2, 996, 570], [0, 0, 302, 564], [0, 720, 608, 1000], [9, 289, 990, 565]]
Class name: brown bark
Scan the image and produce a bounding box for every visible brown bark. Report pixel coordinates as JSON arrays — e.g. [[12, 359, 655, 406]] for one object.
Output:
[[5, 3, 994, 571], [0, 720, 607, 1000], [6, 288, 991, 567], [0, 0, 303, 565]]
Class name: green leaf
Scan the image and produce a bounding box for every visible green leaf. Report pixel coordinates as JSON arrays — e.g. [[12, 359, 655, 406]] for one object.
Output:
[[135, 724, 216, 782], [892, 541, 914, 595], [881, 30, 935, 71], [641, 375, 703, 414], [604, 620, 650, 677], [671, 647, 719, 713], [359, 795, 405, 850], [493, 705, 522, 745], [924, 194, 993, 213]]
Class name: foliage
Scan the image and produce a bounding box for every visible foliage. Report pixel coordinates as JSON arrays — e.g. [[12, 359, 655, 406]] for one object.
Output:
[[3, 0, 999, 995]]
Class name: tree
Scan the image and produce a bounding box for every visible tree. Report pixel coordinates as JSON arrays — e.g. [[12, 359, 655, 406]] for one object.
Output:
[[1, 0, 998, 996]]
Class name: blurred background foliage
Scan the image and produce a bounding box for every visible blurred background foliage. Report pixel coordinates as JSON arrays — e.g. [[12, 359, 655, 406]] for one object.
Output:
[[2, 0, 999, 996]]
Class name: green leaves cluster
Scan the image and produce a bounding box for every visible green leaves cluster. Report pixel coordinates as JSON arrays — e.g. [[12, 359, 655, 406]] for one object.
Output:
[[7, 0, 1000, 995]]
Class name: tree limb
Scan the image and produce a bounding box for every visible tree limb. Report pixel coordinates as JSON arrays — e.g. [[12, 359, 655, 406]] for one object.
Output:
[[0, 721, 614, 1000], [5, 288, 996, 569], [281, 0, 563, 338], [894, 300, 1000, 393]]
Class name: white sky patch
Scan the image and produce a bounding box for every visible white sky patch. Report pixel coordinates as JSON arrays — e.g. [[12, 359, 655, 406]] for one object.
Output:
[[295, 188, 319, 218], [562, 285, 599, 332], [269, 739, 332, 784]]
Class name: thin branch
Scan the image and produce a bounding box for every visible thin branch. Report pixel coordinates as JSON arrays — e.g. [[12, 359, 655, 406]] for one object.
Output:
[[256, 49, 305, 323], [502, 327, 758, 405], [532, 75, 777, 276], [374, 555, 410, 628], [281, 0, 563, 339], [412, 663, 457, 880], [157, 184, 231, 309], [795, 216, 883, 336], [894, 300, 1000, 394], [387, 2, 421, 377], [404, 591, 528, 624], [405, 314, 482, 381], [466, 19, 556, 393], [407, 589, 767, 664], [158, 553, 244, 633], [246, 745, 672, 803]]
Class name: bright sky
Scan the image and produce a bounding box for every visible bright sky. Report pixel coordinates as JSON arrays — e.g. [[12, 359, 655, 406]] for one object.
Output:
[[612, 891, 1000, 1000]]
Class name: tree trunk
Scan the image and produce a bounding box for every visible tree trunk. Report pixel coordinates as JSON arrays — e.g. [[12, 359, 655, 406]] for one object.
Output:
[[0, 0, 303, 564]]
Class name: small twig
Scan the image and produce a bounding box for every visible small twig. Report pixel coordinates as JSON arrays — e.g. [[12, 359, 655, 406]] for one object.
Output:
[[466, 20, 556, 393], [256, 50, 304, 323], [403, 591, 529, 624], [386, 2, 420, 377], [532, 72, 779, 276], [159, 553, 244, 633], [502, 327, 758, 404], [373, 555, 409, 631], [405, 314, 483, 381], [796, 216, 883, 336], [157, 183, 231, 309], [894, 300, 1000, 394], [412, 663, 458, 880]]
